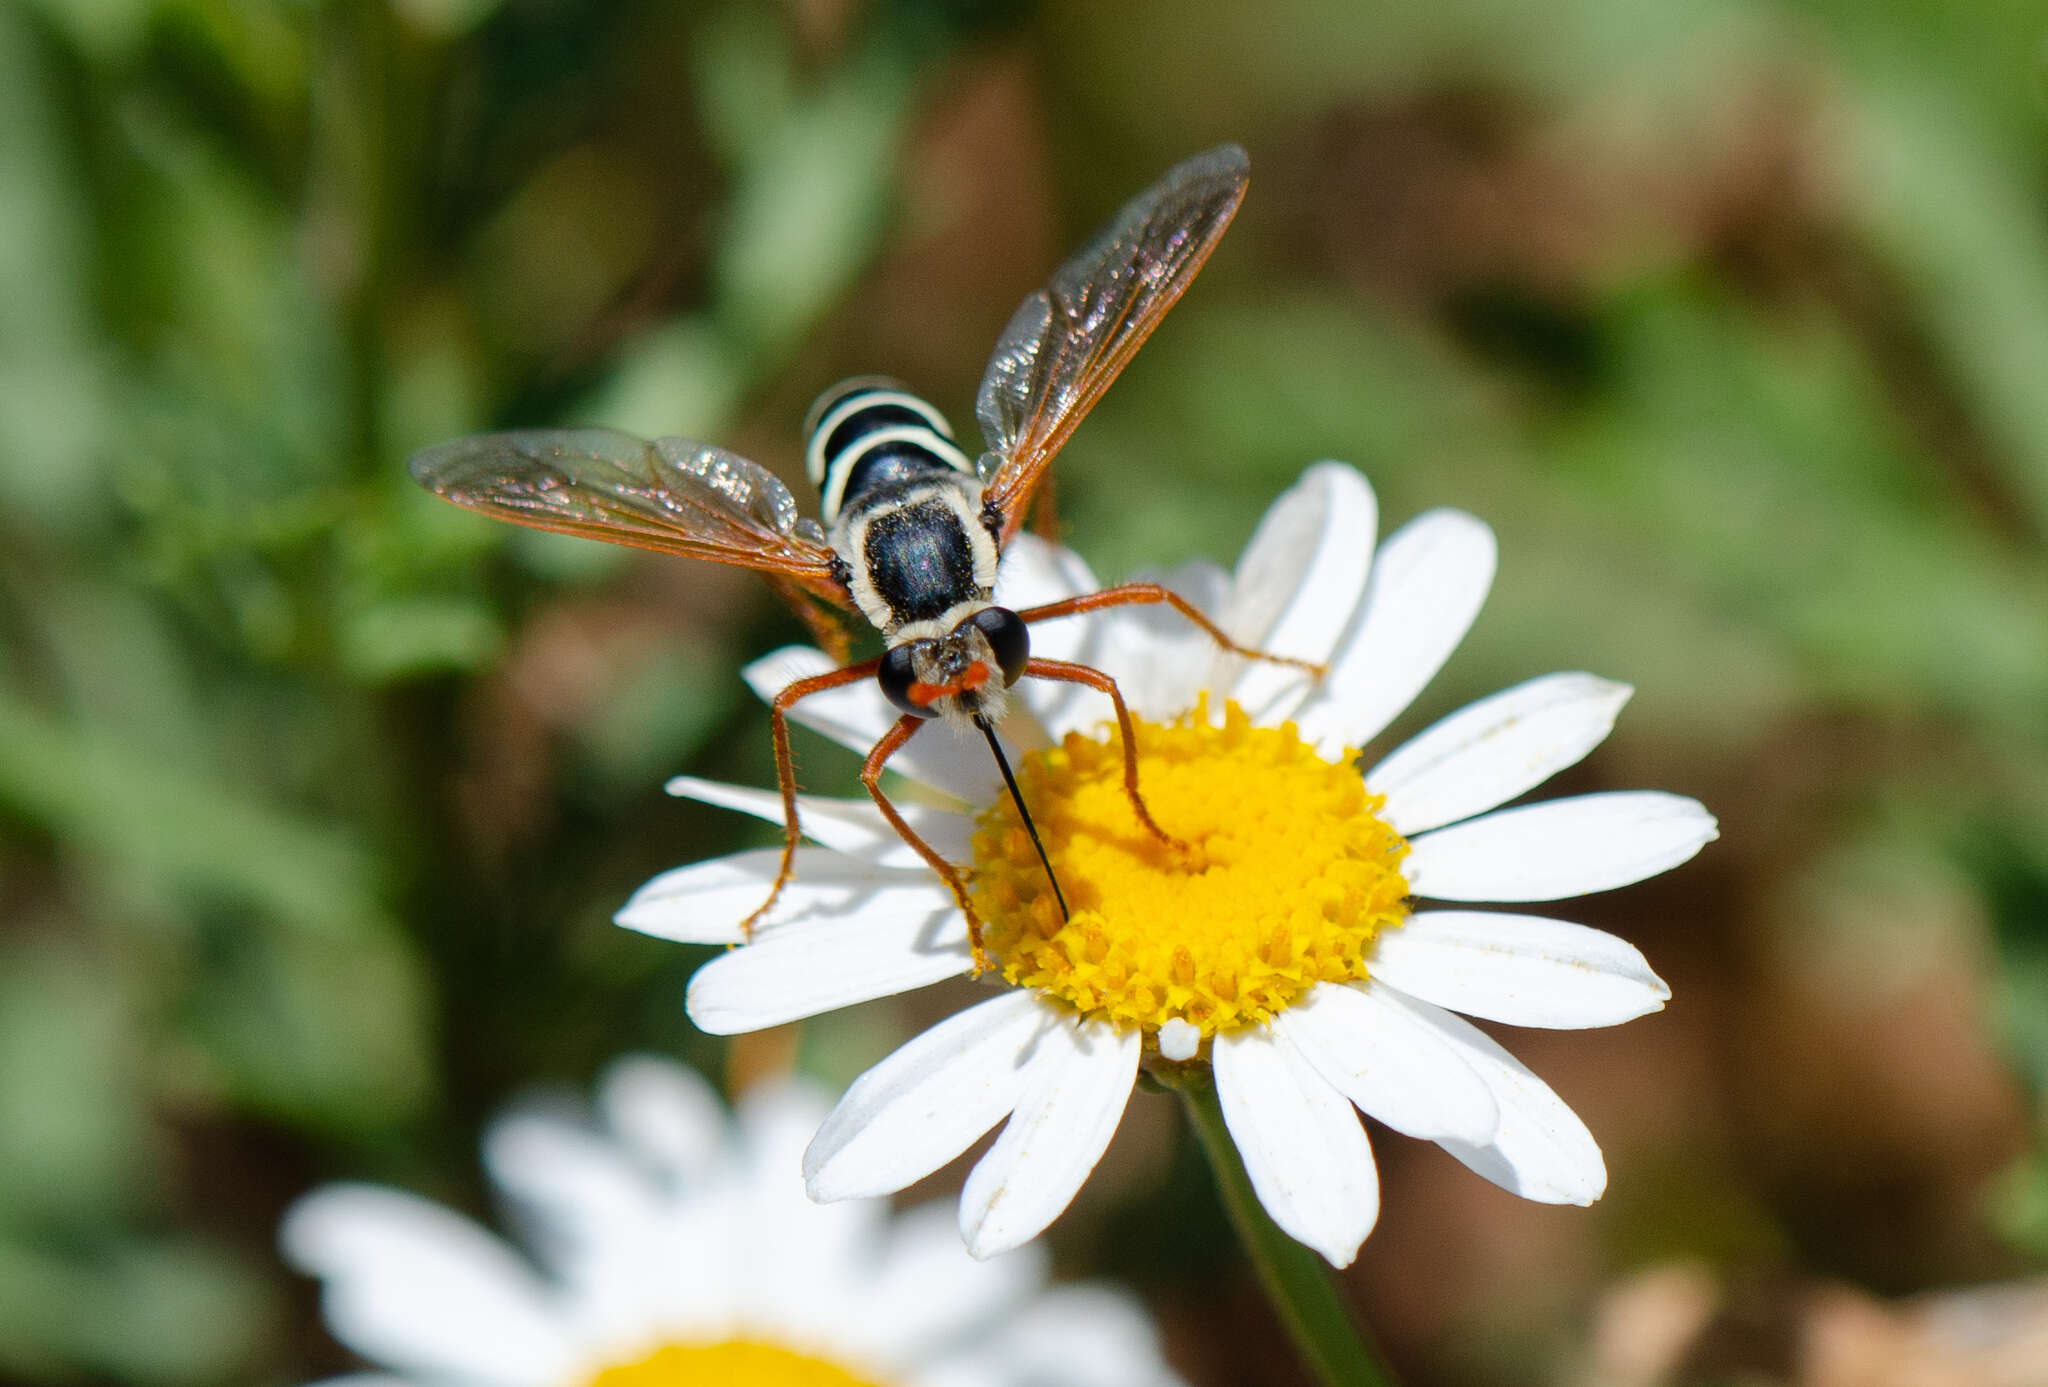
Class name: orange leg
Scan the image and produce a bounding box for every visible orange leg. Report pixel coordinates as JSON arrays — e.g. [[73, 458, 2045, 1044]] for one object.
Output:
[[860, 714, 991, 972], [1015, 582, 1327, 678], [744, 657, 881, 936], [1025, 656, 1191, 858], [766, 576, 854, 666]]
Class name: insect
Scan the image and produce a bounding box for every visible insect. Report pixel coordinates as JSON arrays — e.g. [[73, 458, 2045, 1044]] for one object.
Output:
[[409, 144, 1316, 966]]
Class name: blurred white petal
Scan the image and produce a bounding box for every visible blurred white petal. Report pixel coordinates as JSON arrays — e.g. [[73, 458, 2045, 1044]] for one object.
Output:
[[597, 1055, 726, 1180], [280, 1186, 576, 1385], [915, 1285, 1187, 1387], [849, 1203, 1050, 1372]]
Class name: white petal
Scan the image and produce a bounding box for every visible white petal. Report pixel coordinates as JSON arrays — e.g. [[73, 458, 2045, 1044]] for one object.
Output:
[[1221, 462, 1378, 724], [1366, 674, 1632, 834], [1406, 792, 1718, 901], [1089, 560, 1232, 722], [613, 853, 761, 944], [1212, 1027, 1380, 1268], [741, 644, 859, 733], [477, 1106, 694, 1342], [280, 1185, 576, 1385], [1370, 911, 1669, 1028], [805, 990, 1050, 1202], [1271, 981, 1497, 1143], [614, 847, 938, 943], [846, 1201, 1051, 1371], [666, 776, 975, 871], [685, 893, 969, 1034], [597, 1054, 726, 1179], [1295, 509, 1497, 759], [1377, 988, 1607, 1203], [480, 1108, 655, 1275], [729, 1080, 889, 1344], [735, 1077, 838, 1178], [996, 535, 1113, 740], [958, 1014, 1139, 1259], [994, 532, 1098, 619], [917, 1285, 1186, 1387], [743, 645, 1019, 805]]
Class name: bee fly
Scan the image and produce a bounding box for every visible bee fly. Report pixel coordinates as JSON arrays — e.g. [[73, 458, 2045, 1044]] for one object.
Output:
[[408, 144, 1317, 966]]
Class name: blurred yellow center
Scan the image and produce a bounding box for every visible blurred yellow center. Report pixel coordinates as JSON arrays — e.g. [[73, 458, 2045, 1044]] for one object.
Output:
[[971, 698, 1409, 1042], [584, 1341, 885, 1387]]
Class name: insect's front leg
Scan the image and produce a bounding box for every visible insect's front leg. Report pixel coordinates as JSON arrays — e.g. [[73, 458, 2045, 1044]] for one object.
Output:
[[859, 714, 991, 973], [744, 658, 882, 937], [1015, 583, 1328, 680], [1023, 656, 1192, 858]]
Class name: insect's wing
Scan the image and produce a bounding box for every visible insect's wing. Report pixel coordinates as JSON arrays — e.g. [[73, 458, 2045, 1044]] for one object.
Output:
[[409, 428, 851, 605], [975, 144, 1250, 540]]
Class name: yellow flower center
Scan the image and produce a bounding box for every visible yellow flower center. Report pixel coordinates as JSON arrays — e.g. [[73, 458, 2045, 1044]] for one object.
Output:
[[971, 698, 1410, 1042], [584, 1341, 886, 1387]]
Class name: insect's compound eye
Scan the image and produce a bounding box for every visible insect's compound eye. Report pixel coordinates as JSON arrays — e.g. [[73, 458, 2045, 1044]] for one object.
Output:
[[878, 643, 940, 718], [969, 606, 1030, 687]]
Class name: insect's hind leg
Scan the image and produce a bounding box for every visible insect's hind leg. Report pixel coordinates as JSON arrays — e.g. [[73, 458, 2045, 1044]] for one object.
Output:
[[744, 657, 882, 937], [1023, 656, 1193, 860], [860, 714, 992, 972], [1014, 582, 1327, 679]]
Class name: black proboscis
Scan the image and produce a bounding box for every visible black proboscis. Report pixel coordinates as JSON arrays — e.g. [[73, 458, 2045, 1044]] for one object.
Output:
[[975, 714, 1070, 922]]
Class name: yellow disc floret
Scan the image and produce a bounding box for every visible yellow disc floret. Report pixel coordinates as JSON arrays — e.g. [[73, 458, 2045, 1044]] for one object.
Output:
[[585, 1341, 886, 1387], [971, 697, 1409, 1041]]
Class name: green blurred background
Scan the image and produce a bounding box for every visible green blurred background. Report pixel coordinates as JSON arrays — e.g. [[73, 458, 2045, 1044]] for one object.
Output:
[[6, 0, 2048, 1381]]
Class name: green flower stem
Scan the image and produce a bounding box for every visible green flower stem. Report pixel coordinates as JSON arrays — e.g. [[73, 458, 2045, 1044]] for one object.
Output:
[[1181, 1081, 1399, 1387]]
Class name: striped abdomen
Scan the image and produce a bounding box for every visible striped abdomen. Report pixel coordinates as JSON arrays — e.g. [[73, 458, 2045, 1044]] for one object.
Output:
[[804, 379, 976, 526]]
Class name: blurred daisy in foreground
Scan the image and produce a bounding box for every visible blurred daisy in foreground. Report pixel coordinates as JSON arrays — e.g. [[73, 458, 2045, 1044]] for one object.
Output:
[[282, 1058, 1182, 1387], [619, 461, 1716, 1269]]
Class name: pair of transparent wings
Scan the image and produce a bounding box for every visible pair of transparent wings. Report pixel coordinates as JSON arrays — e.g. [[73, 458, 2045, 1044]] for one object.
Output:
[[408, 144, 1251, 611]]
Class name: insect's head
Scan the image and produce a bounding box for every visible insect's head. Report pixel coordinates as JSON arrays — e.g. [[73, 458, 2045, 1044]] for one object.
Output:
[[879, 606, 1029, 727]]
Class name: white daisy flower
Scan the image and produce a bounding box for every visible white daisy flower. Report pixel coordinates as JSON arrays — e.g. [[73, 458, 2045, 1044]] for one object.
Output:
[[280, 1058, 1184, 1387], [618, 462, 1717, 1270]]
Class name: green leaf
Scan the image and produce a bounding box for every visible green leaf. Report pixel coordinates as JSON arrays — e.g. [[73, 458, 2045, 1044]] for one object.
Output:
[[0, 944, 149, 1229], [339, 595, 505, 681], [570, 316, 745, 443], [0, 1234, 271, 1385], [182, 923, 434, 1131], [569, 640, 739, 797], [711, 43, 915, 366], [0, 692, 380, 939]]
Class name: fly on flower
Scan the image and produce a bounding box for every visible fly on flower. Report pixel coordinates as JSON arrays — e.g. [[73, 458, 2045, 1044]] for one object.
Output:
[[409, 144, 1309, 964], [622, 461, 1719, 1268]]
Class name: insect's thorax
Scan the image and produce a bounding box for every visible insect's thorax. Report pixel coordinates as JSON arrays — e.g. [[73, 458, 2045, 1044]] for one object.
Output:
[[833, 471, 997, 637], [806, 381, 998, 637]]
